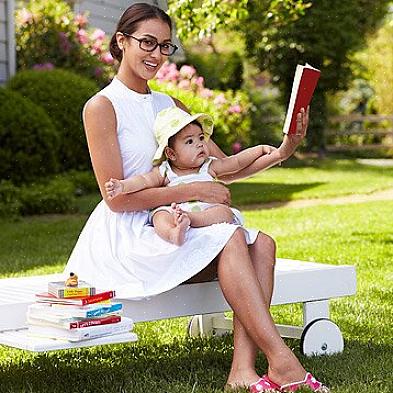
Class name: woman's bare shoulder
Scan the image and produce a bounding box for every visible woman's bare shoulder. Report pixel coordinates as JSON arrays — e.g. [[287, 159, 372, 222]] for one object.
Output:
[[84, 94, 114, 115]]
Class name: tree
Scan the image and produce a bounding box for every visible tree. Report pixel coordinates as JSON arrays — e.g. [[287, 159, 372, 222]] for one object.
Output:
[[169, 0, 391, 153], [243, 0, 390, 152]]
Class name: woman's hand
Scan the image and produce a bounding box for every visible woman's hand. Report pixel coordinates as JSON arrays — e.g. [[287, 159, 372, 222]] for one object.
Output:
[[192, 181, 231, 205], [278, 106, 309, 161]]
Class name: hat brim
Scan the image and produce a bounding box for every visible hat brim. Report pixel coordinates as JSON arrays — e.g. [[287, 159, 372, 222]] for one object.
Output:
[[153, 113, 214, 165]]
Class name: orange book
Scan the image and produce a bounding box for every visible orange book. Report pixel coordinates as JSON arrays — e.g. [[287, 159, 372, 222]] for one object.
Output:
[[35, 290, 115, 306], [283, 63, 321, 135]]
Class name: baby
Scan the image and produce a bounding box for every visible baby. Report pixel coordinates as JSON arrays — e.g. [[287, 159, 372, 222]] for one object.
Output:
[[105, 107, 281, 246]]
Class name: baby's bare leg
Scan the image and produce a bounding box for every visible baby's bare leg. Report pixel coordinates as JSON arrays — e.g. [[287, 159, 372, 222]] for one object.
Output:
[[152, 209, 191, 246], [187, 205, 234, 227]]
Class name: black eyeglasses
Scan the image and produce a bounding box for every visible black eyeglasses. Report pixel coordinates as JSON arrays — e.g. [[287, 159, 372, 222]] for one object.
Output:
[[123, 33, 178, 56]]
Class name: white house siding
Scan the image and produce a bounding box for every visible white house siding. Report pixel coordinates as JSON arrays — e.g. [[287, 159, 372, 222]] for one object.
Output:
[[0, 0, 15, 85], [74, 0, 168, 35]]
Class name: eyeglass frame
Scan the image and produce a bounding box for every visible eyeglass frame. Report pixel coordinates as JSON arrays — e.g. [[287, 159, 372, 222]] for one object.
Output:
[[122, 32, 178, 56]]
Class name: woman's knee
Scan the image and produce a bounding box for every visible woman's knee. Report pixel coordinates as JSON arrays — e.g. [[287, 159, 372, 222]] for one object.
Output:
[[254, 232, 276, 261]]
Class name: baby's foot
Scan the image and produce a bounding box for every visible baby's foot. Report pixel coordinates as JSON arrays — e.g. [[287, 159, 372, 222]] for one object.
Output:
[[169, 203, 190, 246]]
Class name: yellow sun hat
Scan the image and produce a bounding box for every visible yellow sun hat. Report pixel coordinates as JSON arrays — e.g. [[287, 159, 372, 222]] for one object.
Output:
[[152, 107, 214, 165]]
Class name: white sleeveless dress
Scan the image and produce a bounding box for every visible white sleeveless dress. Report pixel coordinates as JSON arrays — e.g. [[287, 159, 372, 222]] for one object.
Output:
[[65, 77, 258, 299]]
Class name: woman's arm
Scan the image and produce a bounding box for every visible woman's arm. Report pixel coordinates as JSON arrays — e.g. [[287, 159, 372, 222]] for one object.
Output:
[[84, 96, 231, 212]]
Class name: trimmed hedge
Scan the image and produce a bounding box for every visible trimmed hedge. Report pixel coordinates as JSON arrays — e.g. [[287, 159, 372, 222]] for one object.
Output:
[[0, 88, 60, 184], [8, 69, 99, 171]]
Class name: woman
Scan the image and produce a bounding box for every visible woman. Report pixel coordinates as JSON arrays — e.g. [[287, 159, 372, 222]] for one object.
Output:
[[65, 3, 328, 392]]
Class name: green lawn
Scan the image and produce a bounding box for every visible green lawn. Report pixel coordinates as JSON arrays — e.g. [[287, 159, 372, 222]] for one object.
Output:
[[0, 159, 392, 392]]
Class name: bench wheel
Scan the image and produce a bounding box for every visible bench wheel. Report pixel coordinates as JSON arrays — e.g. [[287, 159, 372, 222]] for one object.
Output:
[[188, 316, 202, 337], [300, 318, 344, 356]]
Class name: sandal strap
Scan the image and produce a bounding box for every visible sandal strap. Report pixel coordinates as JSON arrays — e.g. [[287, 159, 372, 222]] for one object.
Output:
[[280, 373, 330, 392], [249, 375, 281, 392]]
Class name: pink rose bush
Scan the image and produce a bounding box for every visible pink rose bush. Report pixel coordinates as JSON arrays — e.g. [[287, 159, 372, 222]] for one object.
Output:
[[15, 0, 114, 85], [152, 62, 251, 153]]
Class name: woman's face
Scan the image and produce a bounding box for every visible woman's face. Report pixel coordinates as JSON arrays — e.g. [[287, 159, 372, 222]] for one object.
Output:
[[119, 18, 172, 82]]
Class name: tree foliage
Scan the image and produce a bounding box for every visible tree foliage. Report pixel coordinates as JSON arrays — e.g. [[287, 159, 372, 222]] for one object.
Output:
[[243, 0, 391, 151], [168, 0, 310, 41]]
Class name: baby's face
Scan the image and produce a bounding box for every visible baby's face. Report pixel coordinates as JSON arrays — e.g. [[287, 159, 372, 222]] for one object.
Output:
[[171, 123, 209, 168]]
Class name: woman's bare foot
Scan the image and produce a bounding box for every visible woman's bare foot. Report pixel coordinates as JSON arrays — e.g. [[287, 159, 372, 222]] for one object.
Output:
[[225, 368, 261, 391], [168, 203, 190, 246]]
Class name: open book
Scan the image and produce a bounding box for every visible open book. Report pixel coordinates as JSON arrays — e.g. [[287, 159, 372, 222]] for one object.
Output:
[[283, 63, 321, 134]]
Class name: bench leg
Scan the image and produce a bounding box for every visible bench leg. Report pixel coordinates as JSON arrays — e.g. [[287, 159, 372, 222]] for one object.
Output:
[[188, 313, 232, 337], [303, 300, 330, 326]]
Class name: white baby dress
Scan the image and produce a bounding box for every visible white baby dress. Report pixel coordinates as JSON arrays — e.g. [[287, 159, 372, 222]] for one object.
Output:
[[64, 77, 258, 299]]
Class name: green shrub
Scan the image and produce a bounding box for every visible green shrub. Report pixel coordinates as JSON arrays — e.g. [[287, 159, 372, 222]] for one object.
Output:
[[0, 181, 22, 218], [0, 87, 60, 184], [60, 170, 98, 196], [8, 69, 99, 171], [185, 51, 243, 91], [19, 178, 77, 215]]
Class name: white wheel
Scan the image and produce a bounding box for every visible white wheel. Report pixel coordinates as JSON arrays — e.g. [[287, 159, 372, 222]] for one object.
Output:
[[188, 315, 202, 337], [300, 318, 344, 356]]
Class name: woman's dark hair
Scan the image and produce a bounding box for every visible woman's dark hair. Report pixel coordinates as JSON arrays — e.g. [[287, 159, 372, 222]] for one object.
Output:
[[110, 3, 172, 62]]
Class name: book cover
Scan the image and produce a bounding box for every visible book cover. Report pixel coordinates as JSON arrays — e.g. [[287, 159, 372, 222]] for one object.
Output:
[[283, 63, 321, 135], [48, 280, 96, 298], [27, 317, 134, 342], [35, 290, 115, 306], [27, 313, 122, 330], [28, 302, 123, 319]]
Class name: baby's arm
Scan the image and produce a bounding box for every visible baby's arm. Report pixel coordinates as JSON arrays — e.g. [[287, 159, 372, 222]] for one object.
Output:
[[105, 166, 165, 200], [209, 145, 275, 178]]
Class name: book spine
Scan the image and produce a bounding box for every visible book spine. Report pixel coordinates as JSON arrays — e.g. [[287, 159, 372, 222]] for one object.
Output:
[[54, 288, 93, 298], [69, 315, 121, 329], [85, 303, 122, 318], [80, 290, 116, 306]]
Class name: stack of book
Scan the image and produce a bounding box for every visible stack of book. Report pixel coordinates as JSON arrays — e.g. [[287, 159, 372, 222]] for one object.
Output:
[[27, 278, 133, 342]]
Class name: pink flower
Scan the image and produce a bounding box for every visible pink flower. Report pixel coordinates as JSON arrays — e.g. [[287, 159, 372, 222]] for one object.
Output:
[[76, 29, 89, 45], [232, 142, 242, 154], [91, 28, 106, 41], [228, 104, 242, 114], [90, 41, 103, 55], [101, 52, 114, 65], [94, 67, 103, 78], [74, 13, 88, 28], [214, 94, 227, 105], [194, 76, 204, 88], [18, 8, 33, 24], [200, 88, 214, 98], [33, 63, 55, 71], [58, 32, 71, 55], [178, 80, 191, 90], [156, 62, 179, 82], [179, 65, 196, 79]]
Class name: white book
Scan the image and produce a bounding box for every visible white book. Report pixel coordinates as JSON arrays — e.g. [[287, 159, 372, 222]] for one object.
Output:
[[28, 302, 123, 318], [27, 317, 134, 342]]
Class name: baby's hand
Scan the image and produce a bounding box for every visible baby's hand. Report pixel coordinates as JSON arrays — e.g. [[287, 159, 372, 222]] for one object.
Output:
[[105, 178, 124, 199]]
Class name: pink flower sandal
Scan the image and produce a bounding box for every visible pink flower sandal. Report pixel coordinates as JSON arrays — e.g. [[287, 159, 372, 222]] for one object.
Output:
[[249, 375, 281, 392], [264, 372, 330, 392]]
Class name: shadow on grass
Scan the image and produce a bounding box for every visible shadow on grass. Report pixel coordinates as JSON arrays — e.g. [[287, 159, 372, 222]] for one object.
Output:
[[230, 181, 325, 206], [1, 336, 392, 393]]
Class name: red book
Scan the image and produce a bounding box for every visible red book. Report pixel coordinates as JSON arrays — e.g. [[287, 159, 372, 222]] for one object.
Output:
[[35, 290, 116, 306], [283, 63, 321, 135], [69, 315, 121, 329]]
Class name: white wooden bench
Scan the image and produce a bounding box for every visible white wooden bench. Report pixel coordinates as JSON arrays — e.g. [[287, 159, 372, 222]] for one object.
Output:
[[0, 258, 356, 354]]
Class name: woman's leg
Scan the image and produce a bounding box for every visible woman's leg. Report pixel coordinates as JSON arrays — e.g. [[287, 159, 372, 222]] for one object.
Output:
[[227, 232, 277, 387], [217, 229, 306, 386]]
